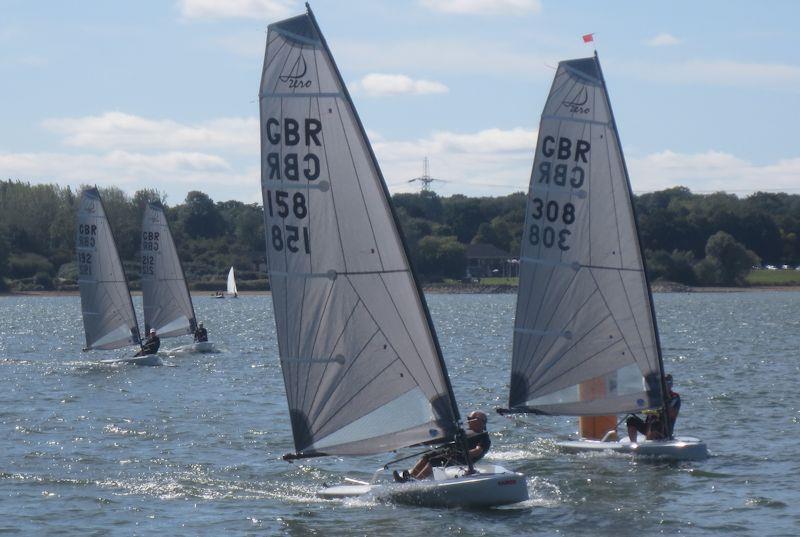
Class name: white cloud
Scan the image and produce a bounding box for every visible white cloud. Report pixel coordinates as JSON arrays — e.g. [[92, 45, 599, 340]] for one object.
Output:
[[618, 58, 800, 87], [645, 33, 681, 47], [372, 127, 537, 194], [42, 112, 258, 153], [628, 150, 800, 194], [12, 110, 800, 203], [336, 38, 556, 78], [177, 0, 295, 21], [350, 73, 449, 97], [419, 0, 541, 15]]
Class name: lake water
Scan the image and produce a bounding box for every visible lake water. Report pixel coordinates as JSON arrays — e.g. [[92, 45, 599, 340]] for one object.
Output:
[[1, 292, 798, 535]]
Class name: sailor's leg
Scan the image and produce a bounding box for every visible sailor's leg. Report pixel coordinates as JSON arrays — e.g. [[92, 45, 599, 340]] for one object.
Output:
[[626, 415, 646, 442]]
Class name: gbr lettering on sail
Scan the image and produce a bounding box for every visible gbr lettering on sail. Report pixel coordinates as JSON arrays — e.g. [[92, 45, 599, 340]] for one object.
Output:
[[262, 117, 322, 255], [528, 135, 590, 252]]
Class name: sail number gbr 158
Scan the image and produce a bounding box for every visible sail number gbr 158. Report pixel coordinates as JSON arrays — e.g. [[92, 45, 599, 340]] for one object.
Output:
[[265, 189, 310, 254]]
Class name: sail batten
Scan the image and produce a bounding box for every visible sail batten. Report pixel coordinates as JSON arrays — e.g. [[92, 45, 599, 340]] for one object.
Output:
[[141, 203, 196, 339], [77, 188, 141, 351], [509, 54, 664, 415], [260, 9, 458, 457]]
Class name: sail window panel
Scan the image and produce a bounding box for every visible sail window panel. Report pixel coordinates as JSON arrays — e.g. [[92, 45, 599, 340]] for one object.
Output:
[[153, 316, 193, 339], [524, 362, 646, 408], [591, 268, 660, 378], [310, 386, 436, 452], [84, 318, 134, 350], [526, 392, 652, 416]]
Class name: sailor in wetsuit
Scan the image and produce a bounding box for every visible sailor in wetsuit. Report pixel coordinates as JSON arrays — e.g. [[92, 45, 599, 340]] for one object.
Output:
[[394, 410, 491, 482], [626, 374, 681, 441], [193, 321, 208, 343], [135, 328, 161, 356]]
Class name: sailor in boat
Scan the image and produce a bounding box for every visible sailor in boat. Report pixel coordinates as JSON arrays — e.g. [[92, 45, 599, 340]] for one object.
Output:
[[135, 328, 161, 356], [625, 374, 681, 441], [193, 322, 208, 343], [394, 410, 491, 482]]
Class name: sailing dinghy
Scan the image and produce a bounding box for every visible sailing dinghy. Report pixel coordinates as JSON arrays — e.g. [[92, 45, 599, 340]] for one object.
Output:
[[141, 202, 215, 354], [77, 188, 161, 366], [226, 267, 238, 297], [259, 6, 527, 507], [498, 53, 706, 461]]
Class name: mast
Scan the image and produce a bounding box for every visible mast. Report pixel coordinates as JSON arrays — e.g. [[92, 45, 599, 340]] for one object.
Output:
[[593, 52, 671, 433], [304, 4, 470, 465]]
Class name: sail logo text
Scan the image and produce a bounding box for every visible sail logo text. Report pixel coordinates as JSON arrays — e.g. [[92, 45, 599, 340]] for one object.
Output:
[[279, 54, 312, 89], [562, 87, 590, 114]]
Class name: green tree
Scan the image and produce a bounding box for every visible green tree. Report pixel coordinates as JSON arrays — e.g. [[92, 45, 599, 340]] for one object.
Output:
[[415, 236, 466, 281], [179, 191, 224, 238], [645, 249, 696, 285], [696, 231, 760, 285]]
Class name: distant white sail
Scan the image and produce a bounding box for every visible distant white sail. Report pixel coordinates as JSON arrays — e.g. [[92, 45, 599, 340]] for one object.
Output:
[[259, 11, 459, 457], [77, 188, 141, 350], [141, 202, 196, 338], [508, 54, 665, 416], [226, 266, 238, 296]]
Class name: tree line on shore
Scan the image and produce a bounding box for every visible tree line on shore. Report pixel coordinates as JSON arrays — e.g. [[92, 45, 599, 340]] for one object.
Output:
[[0, 180, 798, 291]]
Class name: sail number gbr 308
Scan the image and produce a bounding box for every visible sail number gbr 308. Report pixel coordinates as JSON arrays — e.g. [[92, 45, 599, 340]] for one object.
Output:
[[263, 117, 321, 255], [529, 136, 589, 252]]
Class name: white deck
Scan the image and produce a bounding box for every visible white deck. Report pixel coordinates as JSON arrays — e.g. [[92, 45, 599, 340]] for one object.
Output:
[[318, 463, 528, 508], [556, 435, 708, 461]]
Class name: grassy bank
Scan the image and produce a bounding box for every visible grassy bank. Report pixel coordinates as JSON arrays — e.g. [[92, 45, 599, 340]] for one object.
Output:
[[745, 269, 800, 286]]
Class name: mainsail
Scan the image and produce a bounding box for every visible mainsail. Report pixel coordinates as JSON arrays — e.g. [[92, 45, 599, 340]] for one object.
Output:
[[77, 188, 141, 350], [141, 202, 197, 338], [508, 54, 666, 416], [226, 267, 238, 296], [259, 8, 459, 457]]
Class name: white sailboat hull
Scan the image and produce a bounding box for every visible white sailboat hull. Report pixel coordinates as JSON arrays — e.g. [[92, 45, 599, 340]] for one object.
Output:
[[166, 341, 216, 354], [318, 463, 528, 508], [100, 355, 164, 367], [557, 435, 708, 461]]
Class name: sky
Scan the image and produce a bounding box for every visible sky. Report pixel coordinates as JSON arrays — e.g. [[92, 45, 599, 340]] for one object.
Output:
[[1, 0, 798, 205]]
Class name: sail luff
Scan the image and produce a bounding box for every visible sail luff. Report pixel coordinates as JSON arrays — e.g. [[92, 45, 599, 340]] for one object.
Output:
[[305, 5, 463, 429], [593, 52, 669, 412]]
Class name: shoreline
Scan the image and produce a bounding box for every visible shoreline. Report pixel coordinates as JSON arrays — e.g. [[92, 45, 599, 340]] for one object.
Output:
[[3, 283, 800, 297]]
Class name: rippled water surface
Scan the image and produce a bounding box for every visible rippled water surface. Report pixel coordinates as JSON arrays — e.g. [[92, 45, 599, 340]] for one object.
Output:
[[1, 292, 799, 535]]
